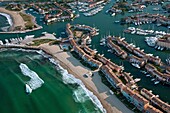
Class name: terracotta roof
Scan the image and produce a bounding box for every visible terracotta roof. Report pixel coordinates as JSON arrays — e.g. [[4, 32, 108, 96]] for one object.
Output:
[[133, 93, 149, 105], [145, 105, 163, 113], [121, 85, 136, 96], [141, 88, 155, 99]]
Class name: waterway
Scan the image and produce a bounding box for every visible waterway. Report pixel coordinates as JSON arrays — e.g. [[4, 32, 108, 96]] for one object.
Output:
[[0, 49, 103, 113], [0, 0, 170, 111]]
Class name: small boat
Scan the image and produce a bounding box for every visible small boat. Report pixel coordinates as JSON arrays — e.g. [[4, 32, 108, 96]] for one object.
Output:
[[160, 47, 164, 51], [146, 74, 151, 77], [111, 13, 115, 16], [154, 81, 160, 85], [131, 63, 140, 69], [25, 35, 35, 39], [107, 49, 112, 52], [120, 65, 124, 70], [61, 32, 65, 35], [29, 8, 33, 11], [151, 78, 155, 81], [53, 33, 56, 35], [100, 38, 105, 43], [42, 32, 47, 35], [128, 10, 134, 13], [153, 8, 160, 11], [134, 78, 141, 82], [157, 46, 160, 50], [25, 84, 32, 94], [114, 20, 120, 23], [140, 70, 147, 74], [131, 30, 136, 34]]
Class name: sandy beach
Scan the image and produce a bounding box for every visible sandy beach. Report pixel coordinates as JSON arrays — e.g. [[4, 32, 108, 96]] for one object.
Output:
[[0, 7, 25, 30], [0, 8, 42, 33], [38, 43, 134, 113], [0, 33, 133, 113]]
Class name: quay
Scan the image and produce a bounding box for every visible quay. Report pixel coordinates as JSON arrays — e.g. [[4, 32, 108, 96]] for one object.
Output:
[[104, 35, 170, 85], [66, 23, 167, 113], [29, 2, 74, 23], [120, 13, 170, 28], [141, 88, 170, 113], [0, 23, 168, 112]]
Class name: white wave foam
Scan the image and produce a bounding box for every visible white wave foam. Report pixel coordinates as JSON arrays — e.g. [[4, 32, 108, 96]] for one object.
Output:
[[19, 63, 44, 90], [2, 48, 106, 112], [36, 50, 50, 59], [73, 86, 89, 103], [11, 49, 50, 59], [11, 48, 38, 53], [0, 12, 13, 26], [57, 64, 106, 113]]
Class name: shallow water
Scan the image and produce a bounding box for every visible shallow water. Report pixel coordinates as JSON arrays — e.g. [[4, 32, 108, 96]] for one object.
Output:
[[0, 0, 170, 110], [0, 49, 103, 113]]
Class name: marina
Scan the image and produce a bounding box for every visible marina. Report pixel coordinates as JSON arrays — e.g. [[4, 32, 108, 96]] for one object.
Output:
[[0, 0, 170, 113]]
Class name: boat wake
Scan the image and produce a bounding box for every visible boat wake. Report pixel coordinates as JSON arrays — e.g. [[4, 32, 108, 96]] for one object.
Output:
[[19, 63, 44, 92]]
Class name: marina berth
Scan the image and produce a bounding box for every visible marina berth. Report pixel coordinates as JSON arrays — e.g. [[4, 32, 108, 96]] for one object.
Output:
[[81, 45, 97, 57], [112, 36, 162, 65], [67, 24, 102, 69], [125, 27, 168, 36], [122, 72, 137, 88], [145, 64, 170, 84], [83, 6, 104, 17], [156, 35, 170, 50], [2, 0, 170, 112], [107, 37, 128, 59], [145, 105, 163, 113], [120, 13, 170, 27], [73, 24, 99, 36], [133, 47, 146, 58], [128, 55, 146, 68], [120, 85, 153, 112], [35, 2, 75, 23], [146, 55, 161, 65], [140, 88, 155, 99], [122, 72, 134, 84], [97, 54, 123, 73], [152, 97, 170, 113], [141, 88, 170, 113]]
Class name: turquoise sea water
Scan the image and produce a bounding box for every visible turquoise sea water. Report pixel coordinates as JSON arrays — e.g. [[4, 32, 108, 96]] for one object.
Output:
[[0, 15, 10, 31], [0, 0, 170, 112], [0, 49, 103, 113]]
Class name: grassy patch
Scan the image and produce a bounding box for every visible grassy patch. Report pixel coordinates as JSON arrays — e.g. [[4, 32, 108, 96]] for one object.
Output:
[[19, 12, 35, 29], [30, 39, 54, 46], [49, 40, 61, 45]]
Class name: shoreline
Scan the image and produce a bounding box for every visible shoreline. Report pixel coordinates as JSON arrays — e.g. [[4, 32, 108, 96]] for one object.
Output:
[[0, 7, 42, 33], [0, 44, 133, 113], [0, 12, 13, 26], [0, 26, 43, 34]]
